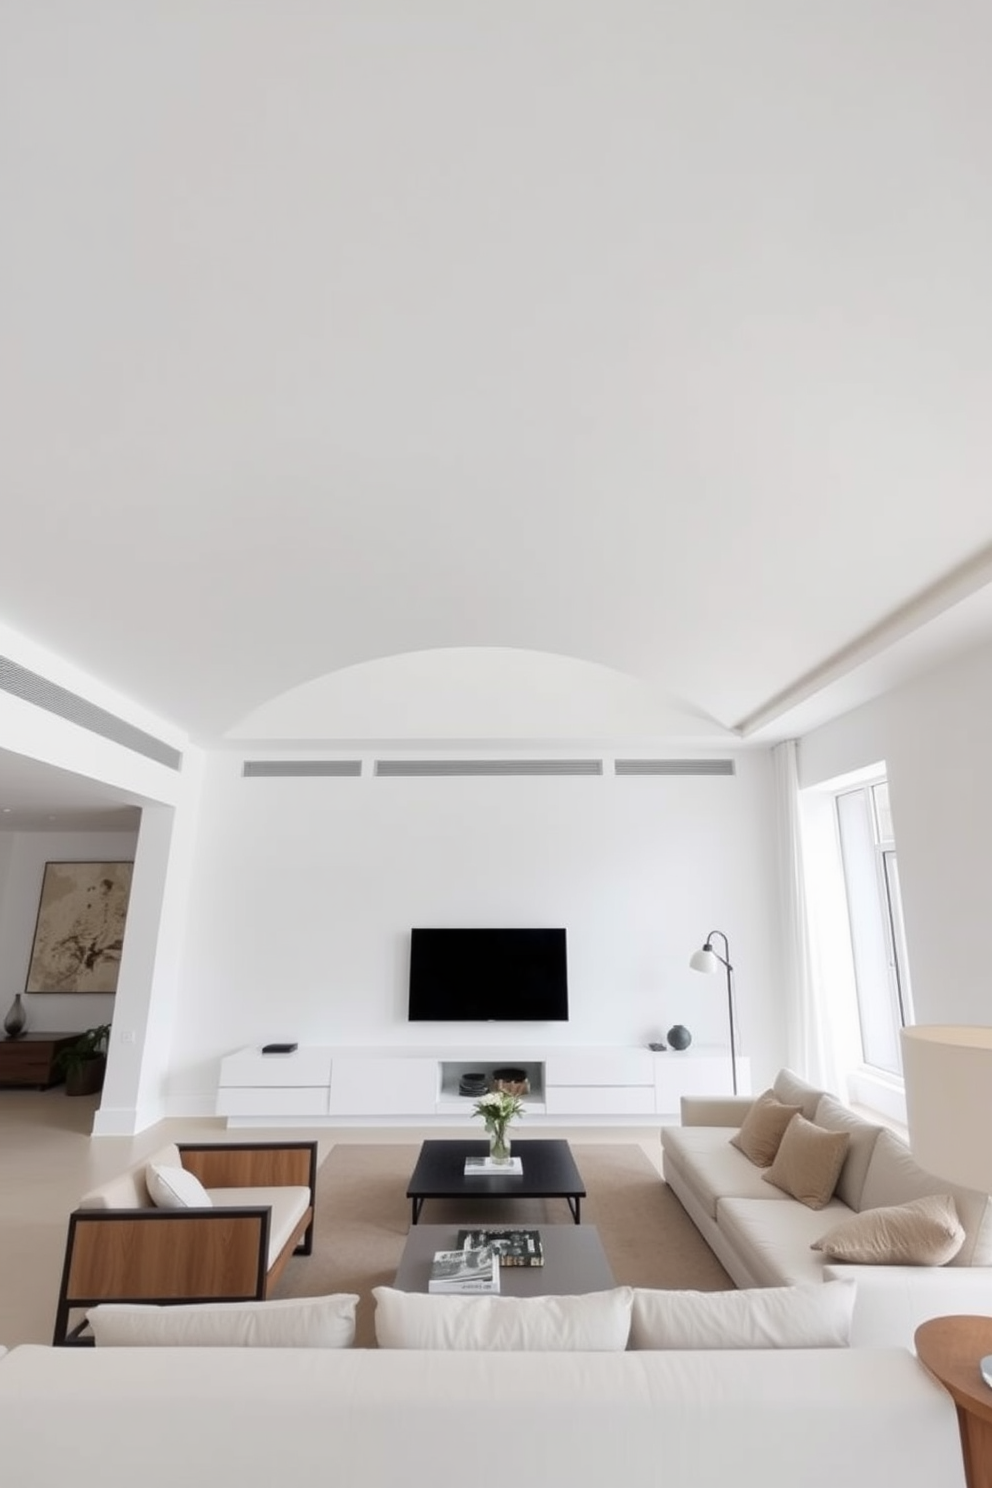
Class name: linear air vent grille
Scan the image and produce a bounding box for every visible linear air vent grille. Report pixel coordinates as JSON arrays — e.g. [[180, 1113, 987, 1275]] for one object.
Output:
[[0, 655, 182, 770], [375, 759, 603, 778], [243, 761, 362, 778], [614, 759, 736, 777]]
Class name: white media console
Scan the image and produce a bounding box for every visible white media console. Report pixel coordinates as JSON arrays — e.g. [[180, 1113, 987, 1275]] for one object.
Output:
[[216, 1045, 752, 1126]]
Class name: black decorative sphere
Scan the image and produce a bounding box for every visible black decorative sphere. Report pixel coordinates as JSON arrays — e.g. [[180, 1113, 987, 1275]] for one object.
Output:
[[667, 1024, 692, 1051]]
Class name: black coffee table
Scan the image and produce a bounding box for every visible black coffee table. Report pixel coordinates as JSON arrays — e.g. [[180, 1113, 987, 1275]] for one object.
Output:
[[406, 1139, 586, 1225]]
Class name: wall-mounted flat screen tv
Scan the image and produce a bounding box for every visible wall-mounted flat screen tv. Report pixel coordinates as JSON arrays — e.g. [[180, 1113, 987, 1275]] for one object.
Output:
[[408, 928, 569, 1022]]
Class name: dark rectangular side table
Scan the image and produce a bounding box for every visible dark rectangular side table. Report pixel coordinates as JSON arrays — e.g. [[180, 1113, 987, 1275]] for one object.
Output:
[[0, 1033, 79, 1089]]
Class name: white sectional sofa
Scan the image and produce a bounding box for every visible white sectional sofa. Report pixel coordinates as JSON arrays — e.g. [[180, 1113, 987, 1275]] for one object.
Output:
[[662, 1067, 992, 1347], [0, 1342, 966, 1488]]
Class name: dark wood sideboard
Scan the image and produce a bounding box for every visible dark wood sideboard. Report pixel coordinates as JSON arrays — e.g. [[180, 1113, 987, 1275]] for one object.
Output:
[[0, 1032, 81, 1089]]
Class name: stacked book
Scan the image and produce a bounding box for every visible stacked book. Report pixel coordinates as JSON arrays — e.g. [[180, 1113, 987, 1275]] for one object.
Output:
[[428, 1244, 500, 1294], [464, 1156, 524, 1175], [456, 1228, 544, 1267]]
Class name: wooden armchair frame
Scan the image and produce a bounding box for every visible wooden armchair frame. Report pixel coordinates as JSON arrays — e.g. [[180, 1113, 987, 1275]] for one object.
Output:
[[53, 1140, 318, 1346]]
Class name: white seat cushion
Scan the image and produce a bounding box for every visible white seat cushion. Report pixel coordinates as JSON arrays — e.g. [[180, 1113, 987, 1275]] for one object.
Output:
[[716, 1196, 853, 1287], [206, 1187, 311, 1266], [662, 1127, 785, 1219]]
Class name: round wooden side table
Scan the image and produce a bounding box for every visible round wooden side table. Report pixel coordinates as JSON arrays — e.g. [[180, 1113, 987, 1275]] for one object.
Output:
[[915, 1315, 992, 1488]]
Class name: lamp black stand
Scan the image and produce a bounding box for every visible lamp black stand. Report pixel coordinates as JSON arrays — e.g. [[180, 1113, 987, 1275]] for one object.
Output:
[[689, 930, 739, 1096]]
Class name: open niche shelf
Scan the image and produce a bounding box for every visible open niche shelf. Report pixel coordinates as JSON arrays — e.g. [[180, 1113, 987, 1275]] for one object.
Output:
[[437, 1060, 547, 1113]]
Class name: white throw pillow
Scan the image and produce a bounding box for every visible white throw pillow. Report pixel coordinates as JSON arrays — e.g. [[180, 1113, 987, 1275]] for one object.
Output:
[[628, 1281, 856, 1350], [372, 1286, 633, 1351], [145, 1162, 213, 1209], [88, 1294, 359, 1348]]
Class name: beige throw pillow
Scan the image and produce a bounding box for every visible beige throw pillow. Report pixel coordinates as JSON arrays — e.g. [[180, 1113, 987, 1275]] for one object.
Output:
[[811, 1194, 965, 1266], [730, 1089, 803, 1167], [762, 1114, 850, 1209]]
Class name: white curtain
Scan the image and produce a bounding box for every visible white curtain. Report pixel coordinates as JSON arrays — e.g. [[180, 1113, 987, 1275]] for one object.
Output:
[[772, 739, 842, 1092]]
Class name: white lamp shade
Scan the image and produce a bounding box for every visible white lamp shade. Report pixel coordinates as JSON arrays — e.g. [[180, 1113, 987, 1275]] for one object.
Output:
[[901, 1025, 992, 1192], [689, 948, 720, 974]]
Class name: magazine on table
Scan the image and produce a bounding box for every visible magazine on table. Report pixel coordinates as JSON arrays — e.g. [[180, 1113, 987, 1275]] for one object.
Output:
[[456, 1228, 544, 1267], [428, 1245, 501, 1293]]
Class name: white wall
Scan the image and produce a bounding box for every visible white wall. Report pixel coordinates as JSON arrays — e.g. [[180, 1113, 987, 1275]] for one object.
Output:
[[164, 748, 784, 1111], [799, 636, 992, 1028], [0, 828, 140, 1035]]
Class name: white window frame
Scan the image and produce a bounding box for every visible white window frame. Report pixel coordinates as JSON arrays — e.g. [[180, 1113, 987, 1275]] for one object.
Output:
[[835, 776, 914, 1079]]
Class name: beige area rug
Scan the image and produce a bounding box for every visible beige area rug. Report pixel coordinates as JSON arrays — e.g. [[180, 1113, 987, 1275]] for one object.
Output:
[[272, 1143, 733, 1347]]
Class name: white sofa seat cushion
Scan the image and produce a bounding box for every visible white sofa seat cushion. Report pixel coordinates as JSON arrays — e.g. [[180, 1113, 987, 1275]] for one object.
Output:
[[79, 1144, 184, 1210], [716, 1196, 853, 1287], [662, 1127, 785, 1219], [206, 1187, 311, 1265], [859, 1130, 992, 1266]]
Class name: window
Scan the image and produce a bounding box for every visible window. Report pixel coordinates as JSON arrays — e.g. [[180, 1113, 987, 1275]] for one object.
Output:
[[835, 778, 913, 1077]]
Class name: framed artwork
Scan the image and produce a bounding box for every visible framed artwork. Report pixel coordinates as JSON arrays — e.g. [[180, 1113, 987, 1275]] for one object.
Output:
[[24, 861, 134, 994]]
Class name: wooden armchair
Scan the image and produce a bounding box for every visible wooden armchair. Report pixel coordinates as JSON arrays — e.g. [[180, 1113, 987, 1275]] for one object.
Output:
[[53, 1140, 317, 1345]]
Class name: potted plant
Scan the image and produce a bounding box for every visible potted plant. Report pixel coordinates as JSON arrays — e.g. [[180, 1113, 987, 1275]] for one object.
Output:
[[55, 1023, 111, 1096]]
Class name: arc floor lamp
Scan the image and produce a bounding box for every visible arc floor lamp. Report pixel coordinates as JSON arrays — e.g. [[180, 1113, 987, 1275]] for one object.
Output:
[[689, 930, 739, 1095]]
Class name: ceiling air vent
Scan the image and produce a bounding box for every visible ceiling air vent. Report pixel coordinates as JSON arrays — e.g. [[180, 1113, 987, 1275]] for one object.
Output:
[[614, 759, 736, 777], [375, 759, 603, 778], [242, 761, 362, 778], [0, 655, 182, 770]]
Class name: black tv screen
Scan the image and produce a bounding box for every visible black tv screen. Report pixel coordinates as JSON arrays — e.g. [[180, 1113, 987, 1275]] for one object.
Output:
[[408, 928, 569, 1022]]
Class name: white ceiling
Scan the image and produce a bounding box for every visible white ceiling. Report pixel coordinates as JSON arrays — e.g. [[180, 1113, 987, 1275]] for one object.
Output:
[[2, 3, 992, 821]]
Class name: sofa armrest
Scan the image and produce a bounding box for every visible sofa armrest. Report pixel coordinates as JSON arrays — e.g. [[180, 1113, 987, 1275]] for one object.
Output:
[[178, 1140, 317, 1193], [680, 1095, 754, 1127], [824, 1262, 992, 1349], [53, 1206, 274, 1345]]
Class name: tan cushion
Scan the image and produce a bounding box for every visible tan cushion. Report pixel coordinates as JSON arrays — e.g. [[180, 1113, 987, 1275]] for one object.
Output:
[[860, 1129, 992, 1266], [730, 1089, 803, 1167], [88, 1294, 358, 1348], [371, 1286, 634, 1351], [763, 1114, 850, 1210], [629, 1280, 856, 1349], [772, 1069, 826, 1122], [812, 1195, 965, 1266], [812, 1094, 883, 1211]]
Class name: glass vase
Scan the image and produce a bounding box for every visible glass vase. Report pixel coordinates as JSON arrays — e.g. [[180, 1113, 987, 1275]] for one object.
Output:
[[489, 1127, 512, 1165]]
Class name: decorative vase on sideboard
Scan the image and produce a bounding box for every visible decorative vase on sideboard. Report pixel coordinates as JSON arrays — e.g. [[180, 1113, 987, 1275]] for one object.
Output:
[[3, 994, 27, 1039]]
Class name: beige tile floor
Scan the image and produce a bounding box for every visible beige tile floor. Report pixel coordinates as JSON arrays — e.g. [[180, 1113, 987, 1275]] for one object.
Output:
[[0, 1086, 664, 1349]]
